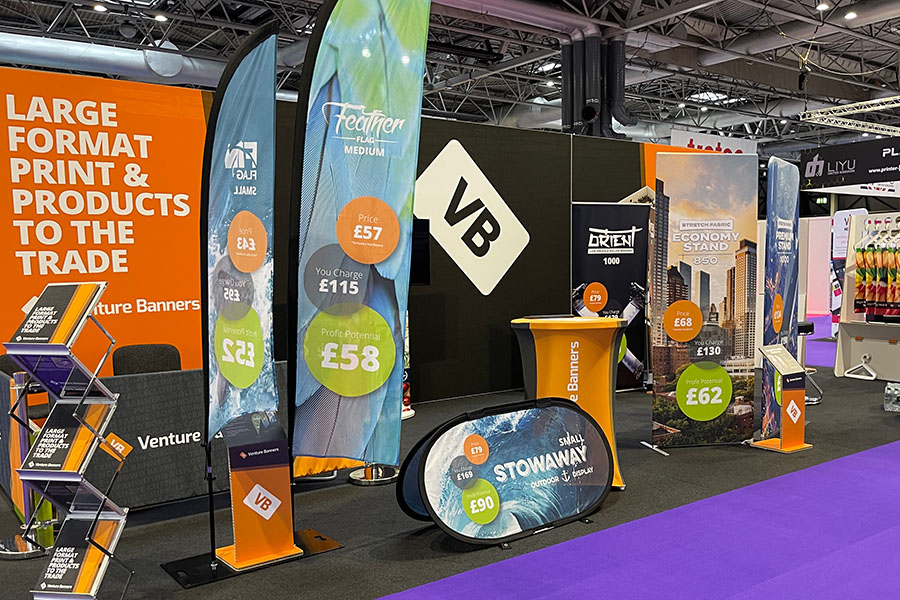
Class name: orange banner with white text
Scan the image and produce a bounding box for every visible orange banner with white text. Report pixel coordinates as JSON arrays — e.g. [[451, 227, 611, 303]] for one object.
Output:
[[1, 67, 209, 373]]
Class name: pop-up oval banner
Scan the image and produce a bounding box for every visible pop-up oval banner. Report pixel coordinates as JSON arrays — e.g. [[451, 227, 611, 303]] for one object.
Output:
[[397, 398, 613, 544]]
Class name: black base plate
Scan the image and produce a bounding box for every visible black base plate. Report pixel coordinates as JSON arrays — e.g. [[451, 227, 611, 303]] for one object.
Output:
[[161, 529, 342, 589]]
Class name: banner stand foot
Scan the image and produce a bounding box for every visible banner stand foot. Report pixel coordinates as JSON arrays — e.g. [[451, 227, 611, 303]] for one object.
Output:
[[0, 534, 45, 560], [349, 465, 398, 486], [162, 529, 341, 589]]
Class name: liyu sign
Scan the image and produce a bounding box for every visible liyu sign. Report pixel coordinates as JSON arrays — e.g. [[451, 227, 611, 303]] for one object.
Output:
[[670, 129, 757, 155]]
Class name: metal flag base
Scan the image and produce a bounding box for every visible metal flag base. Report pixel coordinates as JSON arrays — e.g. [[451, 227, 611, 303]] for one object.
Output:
[[161, 529, 342, 589], [0, 534, 45, 560], [349, 465, 399, 486]]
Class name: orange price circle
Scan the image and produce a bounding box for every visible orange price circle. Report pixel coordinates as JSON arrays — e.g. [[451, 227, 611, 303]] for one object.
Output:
[[772, 293, 784, 333], [464, 434, 489, 465], [227, 210, 267, 273], [583, 282, 608, 313], [336, 196, 400, 265], [664, 300, 703, 342]]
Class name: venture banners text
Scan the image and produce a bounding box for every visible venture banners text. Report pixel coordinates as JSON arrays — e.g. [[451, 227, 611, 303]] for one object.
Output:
[[5, 95, 193, 276]]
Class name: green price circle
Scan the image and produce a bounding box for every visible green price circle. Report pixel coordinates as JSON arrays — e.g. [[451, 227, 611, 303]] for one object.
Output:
[[618, 333, 627, 363], [676, 361, 733, 422], [304, 304, 395, 397], [775, 371, 783, 406], [214, 307, 264, 389], [461, 478, 500, 525]]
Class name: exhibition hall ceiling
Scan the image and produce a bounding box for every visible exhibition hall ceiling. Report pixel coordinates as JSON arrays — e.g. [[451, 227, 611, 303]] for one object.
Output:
[[1, 0, 899, 156]]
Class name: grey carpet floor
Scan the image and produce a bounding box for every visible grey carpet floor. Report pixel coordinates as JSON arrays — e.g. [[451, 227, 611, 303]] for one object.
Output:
[[1, 371, 897, 599]]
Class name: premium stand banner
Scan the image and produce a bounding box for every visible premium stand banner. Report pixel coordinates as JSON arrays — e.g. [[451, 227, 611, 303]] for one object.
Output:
[[761, 158, 800, 438], [202, 25, 279, 439], [291, 0, 431, 465], [650, 153, 758, 447], [396, 399, 613, 545], [572, 203, 650, 390]]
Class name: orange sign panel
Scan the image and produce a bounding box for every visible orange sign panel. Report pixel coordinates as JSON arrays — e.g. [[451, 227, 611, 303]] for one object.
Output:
[[0, 67, 208, 373]]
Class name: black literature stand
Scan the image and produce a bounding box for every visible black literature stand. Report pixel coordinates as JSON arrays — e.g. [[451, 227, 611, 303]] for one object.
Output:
[[5, 283, 134, 600]]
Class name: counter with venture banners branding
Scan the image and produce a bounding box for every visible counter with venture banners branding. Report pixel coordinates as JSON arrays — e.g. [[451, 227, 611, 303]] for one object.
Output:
[[397, 399, 613, 545]]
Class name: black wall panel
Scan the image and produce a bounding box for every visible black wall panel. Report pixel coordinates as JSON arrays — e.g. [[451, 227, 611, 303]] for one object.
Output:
[[409, 121, 572, 401]]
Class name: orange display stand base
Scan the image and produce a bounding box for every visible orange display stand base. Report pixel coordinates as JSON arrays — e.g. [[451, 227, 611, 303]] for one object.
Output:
[[753, 345, 813, 454], [512, 316, 627, 489], [215, 544, 303, 572], [750, 438, 813, 454]]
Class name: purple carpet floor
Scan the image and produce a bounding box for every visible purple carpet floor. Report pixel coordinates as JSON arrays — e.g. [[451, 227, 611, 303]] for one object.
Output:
[[806, 314, 836, 369], [384, 441, 900, 600]]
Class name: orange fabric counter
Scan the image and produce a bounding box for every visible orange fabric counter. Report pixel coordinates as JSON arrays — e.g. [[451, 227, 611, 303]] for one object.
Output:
[[512, 316, 627, 488]]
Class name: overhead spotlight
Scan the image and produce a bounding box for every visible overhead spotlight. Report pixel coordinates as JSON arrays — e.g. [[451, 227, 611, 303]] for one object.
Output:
[[862, 132, 869, 137], [93, 4, 107, 11], [877, 135, 884, 139], [659, 108, 670, 119], [677, 102, 686, 108], [815, 2, 830, 10], [844, 10, 858, 20], [700, 106, 708, 112], [780, 119, 788, 124], [154, 14, 167, 21]]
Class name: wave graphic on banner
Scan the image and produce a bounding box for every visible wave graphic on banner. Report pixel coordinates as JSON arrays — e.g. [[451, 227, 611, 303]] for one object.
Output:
[[203, 24, 278, 440], [290, 0, 431, 465]]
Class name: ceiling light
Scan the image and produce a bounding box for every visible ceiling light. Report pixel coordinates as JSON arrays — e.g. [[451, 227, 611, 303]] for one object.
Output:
[[876, 135, 884, 139], [780, 119, 788, 124], [844, 10, 857, 20], [154, 14, 167, 21], [93, 4, 107, 11], [862, 132, 869, 137], [677, 102, 686, 108], [401, 55, 410, 65], [700, 106, 708, 112], [362, 47, 371, 58], [815, 2, 830, 10], [688, 91, 727, 103], [538, 62, 560, 73]]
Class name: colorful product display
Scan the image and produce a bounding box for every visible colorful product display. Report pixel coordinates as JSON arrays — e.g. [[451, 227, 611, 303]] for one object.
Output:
[[651, 153, 759, 447], [572, 203, 651, 390], [291, 0, 431, 465], [761, 157, 800, 439], [397, 399, 613, 544], [204, 26, 279, 440]]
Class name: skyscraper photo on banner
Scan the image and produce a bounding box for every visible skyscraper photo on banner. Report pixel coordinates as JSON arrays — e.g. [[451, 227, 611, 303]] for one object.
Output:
[[205, 26, 278, 440], [762, 157, 800, 438], [651, 153, 758, 447], [292, 0, 431, 465]]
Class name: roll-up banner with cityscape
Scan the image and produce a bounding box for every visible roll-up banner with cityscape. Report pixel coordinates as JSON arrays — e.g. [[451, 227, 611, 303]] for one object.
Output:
[[399, 399, 614, 545], [762, 157, 800, 439], [572, 203, 650, 390], [292, 0, 431, 465], [203, 24, 279, 440], [651, 153, 759, 447]]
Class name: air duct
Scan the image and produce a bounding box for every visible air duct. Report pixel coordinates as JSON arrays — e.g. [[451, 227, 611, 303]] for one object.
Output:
[[582, 27, 603, 133], [607, 37, 637, 128], [0, 32, 311, 88]]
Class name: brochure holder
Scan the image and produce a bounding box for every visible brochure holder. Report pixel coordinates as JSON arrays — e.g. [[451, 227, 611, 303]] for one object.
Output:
[[511, 316, 627, 488], [4, 282, 135, 599], [751, 344, 813, 454]]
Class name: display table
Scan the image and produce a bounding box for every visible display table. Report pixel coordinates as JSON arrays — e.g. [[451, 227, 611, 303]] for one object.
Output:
[[512, 316, 627, 488]]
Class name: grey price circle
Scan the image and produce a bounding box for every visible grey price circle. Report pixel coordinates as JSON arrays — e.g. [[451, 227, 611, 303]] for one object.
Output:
[[303, 244, 370, 316], [449, 455, 478, 490], [213, 256, 254, 320]]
